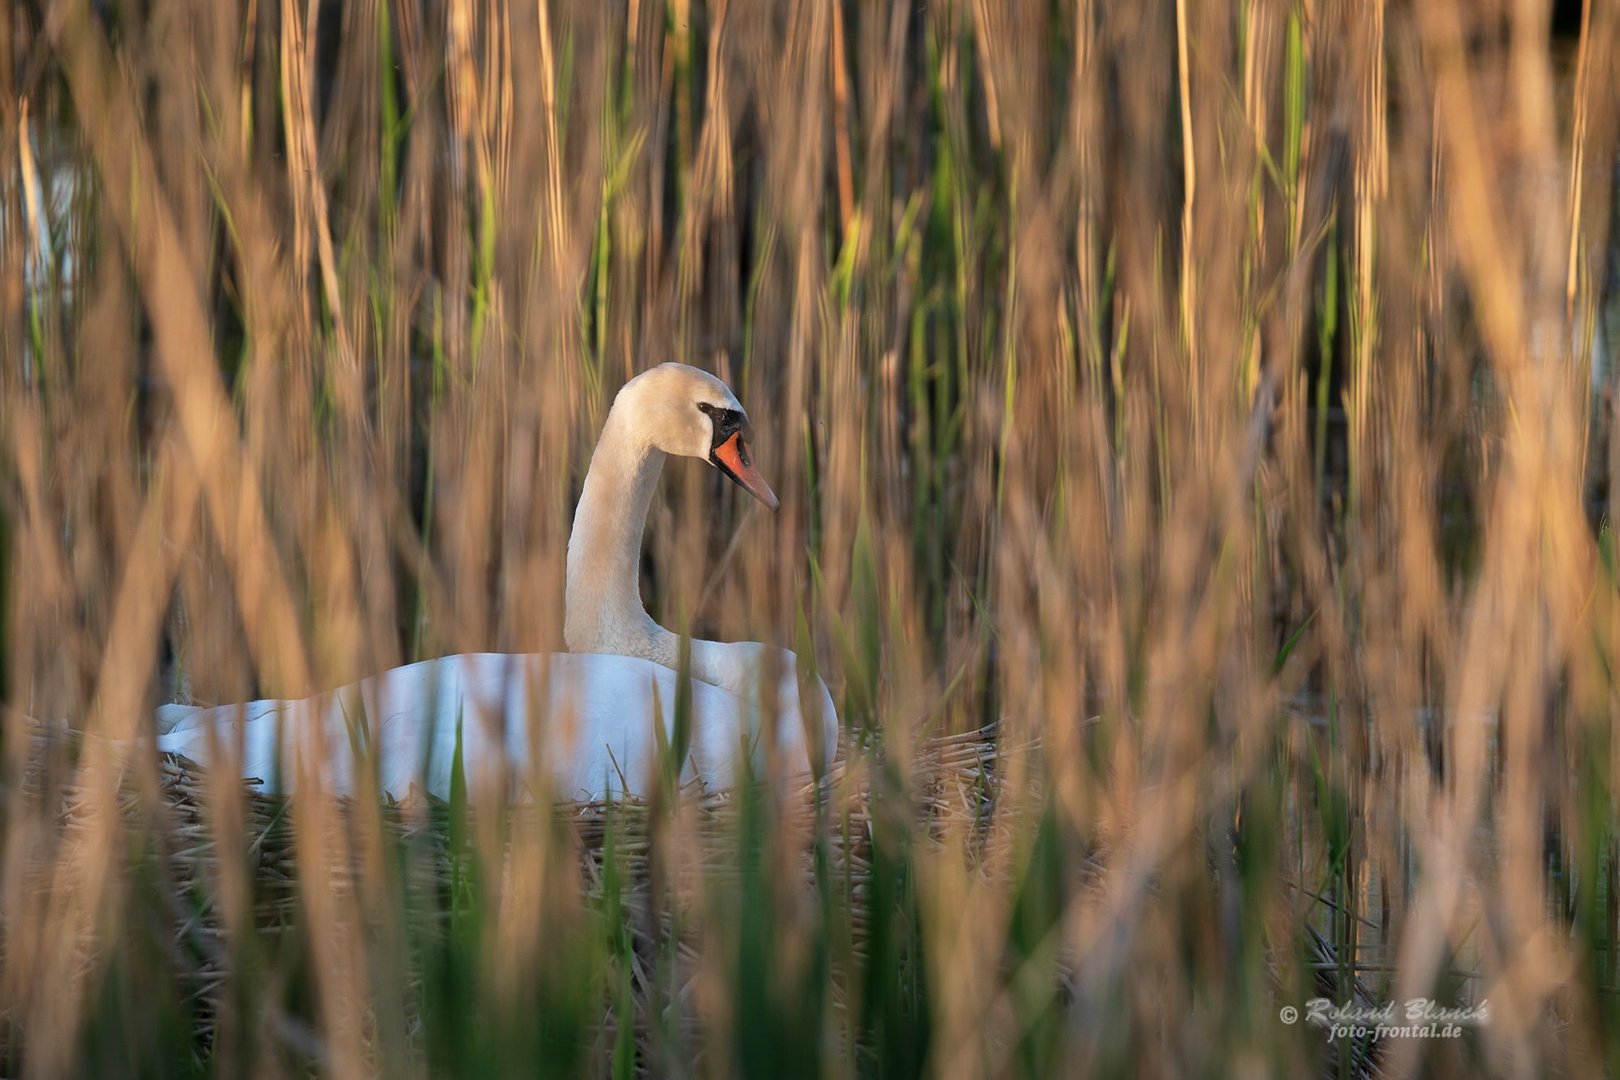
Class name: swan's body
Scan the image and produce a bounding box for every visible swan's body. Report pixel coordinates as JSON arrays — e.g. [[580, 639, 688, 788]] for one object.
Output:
[[156, 651, 826, 801], [157, 364, 838, 801]]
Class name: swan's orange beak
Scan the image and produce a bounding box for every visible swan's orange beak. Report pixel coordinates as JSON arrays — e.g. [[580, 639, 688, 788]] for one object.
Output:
[[712, 432, 779, 511]]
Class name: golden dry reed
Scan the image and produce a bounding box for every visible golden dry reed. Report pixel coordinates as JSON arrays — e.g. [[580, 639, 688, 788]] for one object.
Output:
[[1, 0, 1618, 1077]]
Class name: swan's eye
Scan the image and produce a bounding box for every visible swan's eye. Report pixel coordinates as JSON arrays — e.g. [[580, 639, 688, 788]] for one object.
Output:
[[698, 403, 745, 449]]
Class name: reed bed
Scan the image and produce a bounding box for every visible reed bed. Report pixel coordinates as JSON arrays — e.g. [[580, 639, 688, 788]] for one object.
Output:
[[2, 0, 1618, 1075], [15, 726, 1020, 1065], [6, 721, 1380, 1077]]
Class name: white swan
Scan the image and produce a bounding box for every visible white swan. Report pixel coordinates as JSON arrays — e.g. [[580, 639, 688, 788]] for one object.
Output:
[[157, 364, 838, 802]]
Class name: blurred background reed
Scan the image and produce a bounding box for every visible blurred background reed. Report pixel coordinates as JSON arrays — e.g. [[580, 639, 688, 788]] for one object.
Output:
[[2, 0, 1619, 1075]]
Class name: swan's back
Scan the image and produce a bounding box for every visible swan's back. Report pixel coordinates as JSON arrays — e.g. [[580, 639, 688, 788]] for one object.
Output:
[[157, 652, 818, 802], [693, 640, 839, 778]]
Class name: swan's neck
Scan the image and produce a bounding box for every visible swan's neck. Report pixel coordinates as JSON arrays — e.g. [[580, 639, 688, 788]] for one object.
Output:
[[565, 405, 763, 698], [565, 410, 672, 662]]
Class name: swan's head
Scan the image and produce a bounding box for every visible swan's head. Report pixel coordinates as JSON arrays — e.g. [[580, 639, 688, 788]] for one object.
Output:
[[618, 363, 779, 510]]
